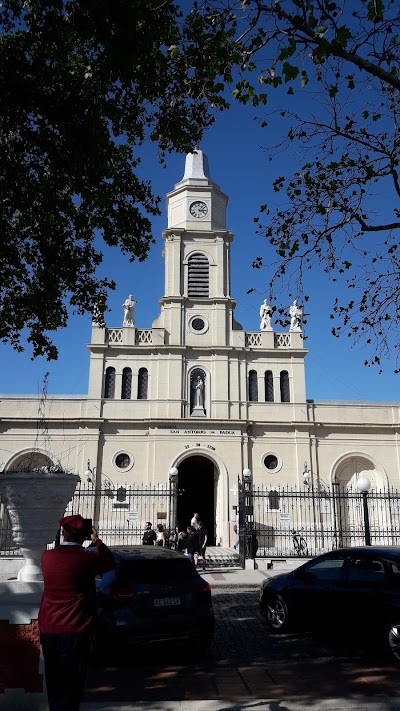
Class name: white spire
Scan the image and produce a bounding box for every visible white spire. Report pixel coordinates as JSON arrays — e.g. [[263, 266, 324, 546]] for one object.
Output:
[[181, 149, 210, 181], [175, 149, 219, 189]]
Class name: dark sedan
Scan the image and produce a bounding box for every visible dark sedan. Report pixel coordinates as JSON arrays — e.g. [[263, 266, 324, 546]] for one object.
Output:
[[95, 545, 214, 654], [259, 546, 400, 661]]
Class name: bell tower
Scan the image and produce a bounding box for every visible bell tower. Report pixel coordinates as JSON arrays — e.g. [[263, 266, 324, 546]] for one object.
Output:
[[152, 150, 241, 346], [167, 150, 227, 231]]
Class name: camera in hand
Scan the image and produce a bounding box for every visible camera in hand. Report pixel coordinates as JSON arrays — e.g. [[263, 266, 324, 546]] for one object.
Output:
[[82, 518, 93, 539]]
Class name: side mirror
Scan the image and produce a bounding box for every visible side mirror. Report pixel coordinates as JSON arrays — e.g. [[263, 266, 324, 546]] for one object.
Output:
[[294, 568, 315, 584]]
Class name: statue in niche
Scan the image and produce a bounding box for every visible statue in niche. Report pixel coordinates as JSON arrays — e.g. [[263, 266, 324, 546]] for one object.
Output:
[[289, 299, 302, 332], [122, 293, 136, 327], [259, 299, 273, 331], [190, 371, 206, 416]]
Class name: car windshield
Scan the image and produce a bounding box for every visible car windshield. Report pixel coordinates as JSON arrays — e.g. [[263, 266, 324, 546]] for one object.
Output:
[[117, 558, 198, 584]]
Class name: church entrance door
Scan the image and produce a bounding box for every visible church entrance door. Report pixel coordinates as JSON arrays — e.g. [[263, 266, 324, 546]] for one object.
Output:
[[177, 456, 216, 545]]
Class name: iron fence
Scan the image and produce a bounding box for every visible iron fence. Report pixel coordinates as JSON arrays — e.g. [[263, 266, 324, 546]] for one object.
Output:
[[2, 481, 400, 559], [249, 484, 400, 558], [0, 483, 176, 555], [0, 500, 19, 556], [65, 482, 175, 547]]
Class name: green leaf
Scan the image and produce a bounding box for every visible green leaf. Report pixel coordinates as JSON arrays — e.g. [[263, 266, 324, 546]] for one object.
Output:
[[334, 25, 351, 48], [282, 62, 300, 83]]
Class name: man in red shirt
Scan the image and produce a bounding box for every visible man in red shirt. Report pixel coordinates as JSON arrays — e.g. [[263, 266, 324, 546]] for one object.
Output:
[[38, 514, 115, 711]]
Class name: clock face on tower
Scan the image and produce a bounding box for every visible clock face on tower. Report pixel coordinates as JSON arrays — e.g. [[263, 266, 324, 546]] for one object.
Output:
[[189, 200, 208, 218]]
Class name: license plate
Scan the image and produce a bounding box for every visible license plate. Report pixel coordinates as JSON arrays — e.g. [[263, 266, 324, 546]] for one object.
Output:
[[154, 597, 181, 607]]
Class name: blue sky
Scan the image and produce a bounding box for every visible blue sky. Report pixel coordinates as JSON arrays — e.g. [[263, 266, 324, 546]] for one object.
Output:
[[1, 97, 399, 402]]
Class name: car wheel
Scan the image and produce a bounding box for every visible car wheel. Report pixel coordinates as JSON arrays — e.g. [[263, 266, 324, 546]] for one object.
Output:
[[263, 594, 290, 633], [388, 623, 400, 662]]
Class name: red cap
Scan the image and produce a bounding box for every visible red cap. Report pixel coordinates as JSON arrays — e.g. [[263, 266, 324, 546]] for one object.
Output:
[[59, 514, 85, 533]]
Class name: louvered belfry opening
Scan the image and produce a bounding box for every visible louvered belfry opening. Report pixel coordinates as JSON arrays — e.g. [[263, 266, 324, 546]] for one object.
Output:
[[188, 252, 209, 298]]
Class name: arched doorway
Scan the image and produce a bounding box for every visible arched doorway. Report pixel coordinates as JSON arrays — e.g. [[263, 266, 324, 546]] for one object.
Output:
[[177, 456, 216, 545]]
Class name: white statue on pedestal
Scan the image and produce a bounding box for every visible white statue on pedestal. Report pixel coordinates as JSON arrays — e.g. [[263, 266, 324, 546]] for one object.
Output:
[[122, 294, 136, 327], [259, 299, 273, 331], [191, 374, 206, 416], [193, 376, 204, 408], [289, 299, 302, 332]]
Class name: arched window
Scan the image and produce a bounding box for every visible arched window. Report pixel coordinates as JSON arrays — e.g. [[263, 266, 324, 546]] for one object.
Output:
[[121, 367, 132, 400], [248, 370, 258, 402], [265, 370, 274, 402], [137, 367, 148, 400], [104, 367, 116, 399], [280, 370, 290, 403], [188, 252, 209, 297]]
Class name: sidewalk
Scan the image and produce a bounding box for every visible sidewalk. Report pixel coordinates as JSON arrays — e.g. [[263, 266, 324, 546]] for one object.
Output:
[[80, 701, 400, 711], [0, 555, 304, 585]]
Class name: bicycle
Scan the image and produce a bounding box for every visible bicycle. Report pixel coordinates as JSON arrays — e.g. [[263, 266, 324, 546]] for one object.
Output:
[[292, 529, 308, 556]]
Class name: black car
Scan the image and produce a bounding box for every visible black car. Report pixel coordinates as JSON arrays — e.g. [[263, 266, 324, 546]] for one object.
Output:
[[95, 545, 214, 653], [259, 546, 400, 661]]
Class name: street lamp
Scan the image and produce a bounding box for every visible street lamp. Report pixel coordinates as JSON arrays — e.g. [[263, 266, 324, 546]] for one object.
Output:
[[84, 459, 96, 485], [169, 467, 178, 482], [303, 461, 311, 487], [357, 476, 371, 546], [243, 468, 252, 484]]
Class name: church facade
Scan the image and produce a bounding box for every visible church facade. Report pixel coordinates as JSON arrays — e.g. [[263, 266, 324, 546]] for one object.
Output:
[[1, 151, 400, 550]]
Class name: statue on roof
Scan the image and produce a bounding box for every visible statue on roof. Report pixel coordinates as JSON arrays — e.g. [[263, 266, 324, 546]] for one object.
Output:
[[259, 299, 273, 332], [122, 293, 136, 327], [289, 299, 302, 332]]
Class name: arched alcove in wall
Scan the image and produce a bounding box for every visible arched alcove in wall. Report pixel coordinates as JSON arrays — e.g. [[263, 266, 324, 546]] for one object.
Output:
[[5, 449, 54, 472], [334, 455, 380, 491], [331, 453, 388, 546]]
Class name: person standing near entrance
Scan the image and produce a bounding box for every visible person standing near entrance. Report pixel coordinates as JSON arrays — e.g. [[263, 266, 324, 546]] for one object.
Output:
[[184, 526, 200, 565], [142, 522, 157, 545], [156, 523, 166, 546], [39, 514, 115, 711], [197, 521, 208, 571], [190, 513, 199, 565]]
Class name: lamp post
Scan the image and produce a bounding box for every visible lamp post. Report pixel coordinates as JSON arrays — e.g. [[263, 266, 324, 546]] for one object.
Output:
[[303, 462, 311, 487], [169, 467, 179, 533], [84, 459, 96, 485], [243, 468, 257, 559], [357, 476, 371, 546]]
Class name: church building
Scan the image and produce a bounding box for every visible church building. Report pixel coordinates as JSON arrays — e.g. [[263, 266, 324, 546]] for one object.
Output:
[[1, 151, 399, 551]]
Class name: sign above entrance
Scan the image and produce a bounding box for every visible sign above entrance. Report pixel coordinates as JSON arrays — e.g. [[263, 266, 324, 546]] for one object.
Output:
[[155, 426, 236, 435]]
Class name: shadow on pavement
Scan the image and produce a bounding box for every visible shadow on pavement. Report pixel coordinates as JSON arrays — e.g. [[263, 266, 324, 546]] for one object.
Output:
[[83, 589, 400, 706]]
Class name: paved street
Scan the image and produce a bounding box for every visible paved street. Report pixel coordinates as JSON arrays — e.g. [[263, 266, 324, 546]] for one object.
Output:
[[83, 585, 400, 708]]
